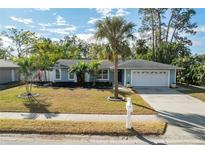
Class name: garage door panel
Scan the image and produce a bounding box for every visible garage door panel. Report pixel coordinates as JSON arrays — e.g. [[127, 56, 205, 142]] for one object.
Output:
[[131, 70, 169, 87]]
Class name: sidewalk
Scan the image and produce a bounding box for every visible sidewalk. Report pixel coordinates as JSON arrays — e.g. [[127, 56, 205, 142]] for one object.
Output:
[[0, 112, 161, 122]]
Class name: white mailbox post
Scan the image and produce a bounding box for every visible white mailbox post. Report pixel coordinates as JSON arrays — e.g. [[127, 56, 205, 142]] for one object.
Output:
[[126, 97, 133, 129]]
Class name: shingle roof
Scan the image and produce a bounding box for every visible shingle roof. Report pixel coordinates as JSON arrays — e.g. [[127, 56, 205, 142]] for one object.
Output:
[[0, 59, 19, 68], [55, 59, 181, 70], [111, 59, 182, 69], [56, 59, 114, 69]]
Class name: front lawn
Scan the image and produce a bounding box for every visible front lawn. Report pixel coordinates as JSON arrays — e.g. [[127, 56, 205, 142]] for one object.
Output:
[[178, 85, 205, 102], [0, 119, 166, 135], [0, 86, 156, 114]]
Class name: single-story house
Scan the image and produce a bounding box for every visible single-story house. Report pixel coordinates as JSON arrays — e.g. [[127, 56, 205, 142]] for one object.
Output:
[[47, 59, 181, 87], [0, 59, 20, 84]]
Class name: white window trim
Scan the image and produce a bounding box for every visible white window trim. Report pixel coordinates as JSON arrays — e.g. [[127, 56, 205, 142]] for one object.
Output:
[[97, 69, 109, 80], [55, 68, 61, 80], [68, 72, 75, 80]]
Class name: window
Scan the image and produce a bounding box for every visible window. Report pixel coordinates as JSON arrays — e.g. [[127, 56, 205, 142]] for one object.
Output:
[[97, 69, 109, 80], [102, 70, 108, 79], [55, 69, 61, 80], [68, 72, 74, 80]]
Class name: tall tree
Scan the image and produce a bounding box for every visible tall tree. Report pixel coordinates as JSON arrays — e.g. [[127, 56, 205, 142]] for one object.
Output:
[[32, 38, 63, 81], [15, 57, 37, 96], [95, 16, 135, 98], [139, 9, 167, 61], [88, 43, 108, 59], [60, 35, 90, 59], [87, 61, 102, 86], [2, 28, 37, 58], [138, 8, 197, 63]]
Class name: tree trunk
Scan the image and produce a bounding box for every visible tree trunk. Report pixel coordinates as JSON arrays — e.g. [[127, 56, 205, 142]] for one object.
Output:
[[114, 54, 119, 98], [151, 10, 155, 61], [155, 31, 158, 62], [157, 10, 162, 44], [44, 70, 47, 82], [166, 14, 173, 42]]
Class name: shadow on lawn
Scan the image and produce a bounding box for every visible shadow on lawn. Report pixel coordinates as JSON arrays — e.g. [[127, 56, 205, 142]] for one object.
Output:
[[22, 95, 58, 119]]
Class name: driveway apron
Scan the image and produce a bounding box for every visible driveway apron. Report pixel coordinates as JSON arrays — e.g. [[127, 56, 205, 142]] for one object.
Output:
[[134, 87, 205, 144]]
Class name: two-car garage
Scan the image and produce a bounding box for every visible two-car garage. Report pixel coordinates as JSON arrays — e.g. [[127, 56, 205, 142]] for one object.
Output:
[[131, 70, 169, 87]]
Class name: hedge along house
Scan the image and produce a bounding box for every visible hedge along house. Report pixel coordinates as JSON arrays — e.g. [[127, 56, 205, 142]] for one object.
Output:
[[48, 59, 182, 87], [0, 59, 20, 84]]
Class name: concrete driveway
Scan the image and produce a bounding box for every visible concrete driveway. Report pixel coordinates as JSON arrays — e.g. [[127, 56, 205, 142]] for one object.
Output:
[[133, 87, 205, 144]]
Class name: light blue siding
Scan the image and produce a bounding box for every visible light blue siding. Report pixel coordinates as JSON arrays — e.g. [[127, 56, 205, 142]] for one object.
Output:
[[170, 69, 176, 84], [109, 69, 114, 83], [125, 69, 131, 85], [54, 68, 75, 82], [54, 68, 177, 86]]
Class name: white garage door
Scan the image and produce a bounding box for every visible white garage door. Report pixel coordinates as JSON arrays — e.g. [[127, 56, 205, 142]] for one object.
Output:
[[131, 70, 169, 87]]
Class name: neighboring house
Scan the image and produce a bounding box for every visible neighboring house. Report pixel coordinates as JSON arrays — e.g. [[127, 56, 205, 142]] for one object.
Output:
[[0, 59, 20, 84], [48, 59, 181, 87]]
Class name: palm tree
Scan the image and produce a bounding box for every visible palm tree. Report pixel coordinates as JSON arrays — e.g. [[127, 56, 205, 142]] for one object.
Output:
[[95, 16, 135, 98], [69, 61, 88, 86], [88, 61, 102, 86], [15, 57, 36, 96]]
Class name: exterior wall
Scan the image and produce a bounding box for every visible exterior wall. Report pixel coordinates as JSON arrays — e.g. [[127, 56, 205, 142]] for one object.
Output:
[[121, 69, 124, 85], [54, 68, 77, 82], [0, 68, 20, 84], [170, 69, 176, 85], [53, 68, 113, 83], [124, 69, 176, 87], [108, 69, 114, 83], [124, 69, 131, 85], [52, 67, 177, 86]]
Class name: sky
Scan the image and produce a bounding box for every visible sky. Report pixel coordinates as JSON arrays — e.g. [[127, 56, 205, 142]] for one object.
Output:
[[0, 8, 205, 55]]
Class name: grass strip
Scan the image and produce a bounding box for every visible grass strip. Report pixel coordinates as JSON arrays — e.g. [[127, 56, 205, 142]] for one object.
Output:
[[0, 119, 166, 136]]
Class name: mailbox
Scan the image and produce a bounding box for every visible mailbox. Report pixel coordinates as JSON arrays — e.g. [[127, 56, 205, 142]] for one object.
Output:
[[126, 97, 133, 129]]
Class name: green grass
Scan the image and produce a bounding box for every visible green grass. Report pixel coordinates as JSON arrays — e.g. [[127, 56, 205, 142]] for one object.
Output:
[[0, 86, 156, 114], [178, 85, 205, 102], [0, 119, 166, 135]]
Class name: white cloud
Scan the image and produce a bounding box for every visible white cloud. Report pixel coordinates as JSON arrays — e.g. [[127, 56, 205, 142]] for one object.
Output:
[[87, 28, 96, 33], [196, 25, 205, 33], [115, 9, 130, 17], [56, 15, 66, 26], [96, 8, 113, 17], [0, 36, 12, 47], [35, 8, 50, 11], [95, 8, 129, 18], [38, 16, 77, 35], [38, 23, 52, 27], [4, 25, 16, 29], [90, 9, 129, 25], [40, 26, 76, 35], [76, 33, 95, 43], [10, 16, 33, 25], [51, 38, 60, 42], [88, 18, 100, 24]]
